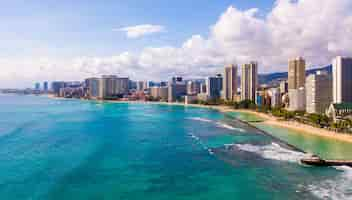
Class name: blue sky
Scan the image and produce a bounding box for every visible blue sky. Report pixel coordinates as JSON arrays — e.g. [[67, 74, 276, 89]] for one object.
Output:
[[0, 0, 274, 59], [1, 0, 351, 88]]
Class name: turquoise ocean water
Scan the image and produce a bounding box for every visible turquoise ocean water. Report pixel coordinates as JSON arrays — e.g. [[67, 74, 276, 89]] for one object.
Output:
[[0, 94, 351, 200]]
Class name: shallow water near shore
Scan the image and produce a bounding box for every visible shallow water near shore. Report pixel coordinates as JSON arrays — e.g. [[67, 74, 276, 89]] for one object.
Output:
[[0, 95, 351, 200]]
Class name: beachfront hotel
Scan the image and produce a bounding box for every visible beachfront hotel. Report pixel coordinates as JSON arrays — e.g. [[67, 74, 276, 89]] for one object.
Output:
[[150, 86, 168, 101], [98, 75, 129, 99], [187, 80, 201, 95], [206, 74, 223, 100], [287, 57, 306, 111], [305, 71, 332, 114], [288, 57, 306, 90], [85, 77, 100, 99], [333, 56, 352, 103], [241, 62, 258, 101], [168, 77, 187, 102], [223, 64, 238, 101]]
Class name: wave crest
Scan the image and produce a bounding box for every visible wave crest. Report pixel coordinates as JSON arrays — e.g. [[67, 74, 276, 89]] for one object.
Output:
[[187, 117, 245, 132], [308, 166, 352, 200], [235, 143, 306, 163]]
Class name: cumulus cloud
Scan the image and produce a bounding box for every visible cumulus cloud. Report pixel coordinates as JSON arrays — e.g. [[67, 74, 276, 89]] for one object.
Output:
[[116, 24, 165, 38], [79, 0, 352, 80], [2, 0, 352, 88]]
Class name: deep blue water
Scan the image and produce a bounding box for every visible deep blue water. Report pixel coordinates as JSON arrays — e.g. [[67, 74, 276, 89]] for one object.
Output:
[[0, 94, 350, 200]]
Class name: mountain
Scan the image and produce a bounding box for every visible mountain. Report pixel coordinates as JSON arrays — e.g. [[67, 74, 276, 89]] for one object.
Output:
[[258, 65, 332, 85]]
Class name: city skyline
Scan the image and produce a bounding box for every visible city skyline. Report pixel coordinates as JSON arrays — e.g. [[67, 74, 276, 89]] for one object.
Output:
[[1, 0, 352, 89]]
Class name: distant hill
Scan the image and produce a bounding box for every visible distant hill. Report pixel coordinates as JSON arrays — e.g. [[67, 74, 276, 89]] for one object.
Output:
[[258, 65, 332, 85]]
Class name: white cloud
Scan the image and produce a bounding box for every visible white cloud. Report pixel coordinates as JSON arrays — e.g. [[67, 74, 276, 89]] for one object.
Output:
[[91, 0, 352, 80], [116, 24, 165, 38], [2, 0, 352, 88]]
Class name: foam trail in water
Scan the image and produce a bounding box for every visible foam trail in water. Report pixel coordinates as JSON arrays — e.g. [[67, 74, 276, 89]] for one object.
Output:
[[187, 117, 245, 132], [187, 117, 213, 123], [187, 132, 214, 156], [215, 122, 245, 132], [235, 143, 306, 163], [307, 166, 352, 200]]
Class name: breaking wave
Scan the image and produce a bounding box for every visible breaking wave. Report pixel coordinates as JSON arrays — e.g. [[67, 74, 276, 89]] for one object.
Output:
[[187, 117, 245, 132], [308, 166, 352, 200], [187, 117, 213, 123], [215, 122, 245, 132], [235, 143, 306, 163]]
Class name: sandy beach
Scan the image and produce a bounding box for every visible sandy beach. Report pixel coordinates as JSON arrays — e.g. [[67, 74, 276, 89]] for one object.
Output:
[[234, 109, 352, 144]]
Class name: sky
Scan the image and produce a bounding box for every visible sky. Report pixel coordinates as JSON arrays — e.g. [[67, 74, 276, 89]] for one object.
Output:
[[0, 0, 351, 88]]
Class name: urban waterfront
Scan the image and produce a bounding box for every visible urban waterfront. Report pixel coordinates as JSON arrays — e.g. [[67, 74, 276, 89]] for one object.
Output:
[[0, 94, 351, 200]]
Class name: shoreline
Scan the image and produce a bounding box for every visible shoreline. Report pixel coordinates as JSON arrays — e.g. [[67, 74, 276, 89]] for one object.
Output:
[[48, 96, 352, 144], [234, 109, 352, 144]]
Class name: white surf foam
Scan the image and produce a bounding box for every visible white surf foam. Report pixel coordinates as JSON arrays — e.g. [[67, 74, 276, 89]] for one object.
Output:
[[215, 122, 245, 132], [187, 132, 214, 156], [307, 166, 352, 200], [235, 143, 306, 163], [188, 117, 245, 132], [187, 117, 214, 123]]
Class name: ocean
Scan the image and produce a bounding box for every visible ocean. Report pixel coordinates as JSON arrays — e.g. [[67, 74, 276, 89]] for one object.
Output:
[[0, 94, 351, 200]]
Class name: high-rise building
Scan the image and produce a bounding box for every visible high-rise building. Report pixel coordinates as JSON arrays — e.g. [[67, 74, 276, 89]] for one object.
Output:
[[206, 74, 223, 99], [160, 81, 168, 87], [150, 86, 168, 101], [306, 71, 332, 114], [288, 57, 306, 90], [116, 77, 129, 95], [43, 82, 48, 92], [35, 82, 40, 90], [85, 78, 100, 98], [333, 56, 352, 103], [288, 87, 306, 111], [168, 77, 187, 102], [200, 83, 207, 93], [280, 80, 288, 94], [223, 64, 238, 101], [128, 80, 136, 90], [136, 81, 145, 91], [241, 62, 258, 101], [99, 75, 117, 99], [99, 75, 129, 99], [187, 80, 201, 95], [270, 88, 281, 108], [51, 81, 66, 96]]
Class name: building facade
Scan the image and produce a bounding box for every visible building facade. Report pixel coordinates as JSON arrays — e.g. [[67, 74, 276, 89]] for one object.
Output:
[[288, 87, 306, 111], [99, 75, 129, 99], [187, 80, 201, 95], [136, 81, 145, 91], [241, 62, 258, 101], [150, 86, 168, 101], [288, 57, 306, 90], [206, 74, 223, 100], [85, 78, 100, 98], [51, 81, 66, 96], [223, 64, 238, 101], [35, 83, 40, 90], [333, 56, 352, 103], [306, 71, 332, 114], [43, 82, 48, 92], [280, 80, 288, 94], [168, 77, 187, 102], [270, 88, 281, 108]]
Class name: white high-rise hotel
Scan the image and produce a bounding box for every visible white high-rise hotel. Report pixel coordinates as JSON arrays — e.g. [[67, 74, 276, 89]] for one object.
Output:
[[333, 56, 352, 103], [223, 64, 238, 101], [241, 62, 258, 101]]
